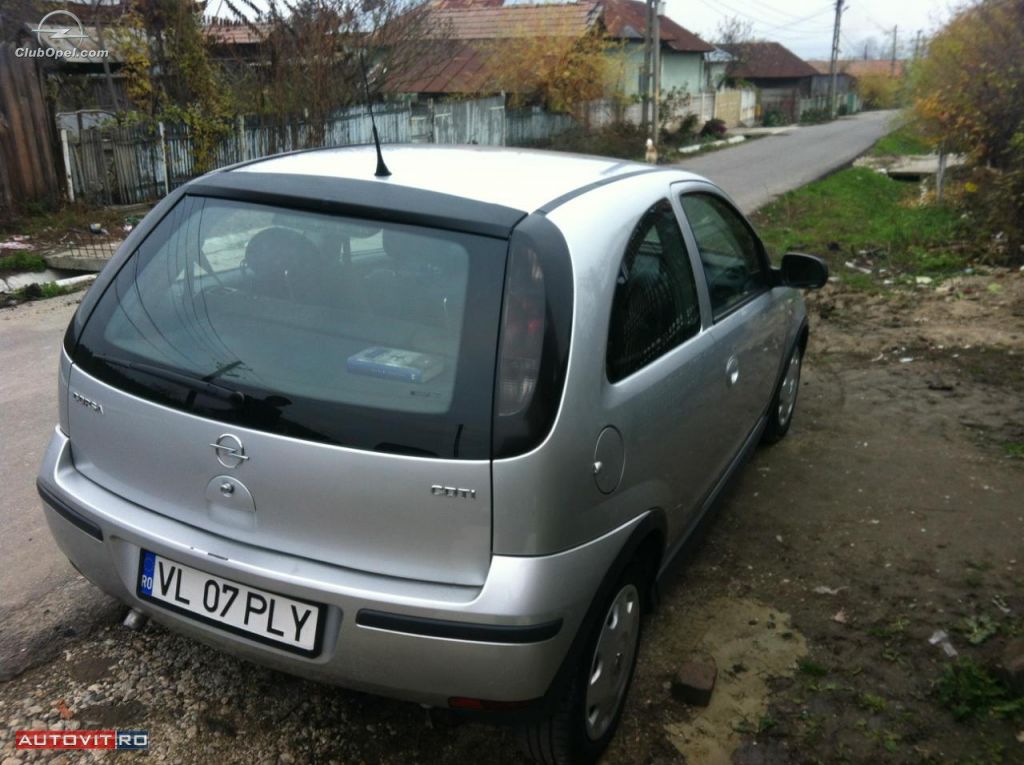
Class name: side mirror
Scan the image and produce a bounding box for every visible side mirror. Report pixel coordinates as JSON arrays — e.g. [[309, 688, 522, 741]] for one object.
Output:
[[778, 253, 829, 289]]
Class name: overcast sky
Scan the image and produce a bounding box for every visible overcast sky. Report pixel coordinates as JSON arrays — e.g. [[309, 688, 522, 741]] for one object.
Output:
[[665, 0, 959, 59]]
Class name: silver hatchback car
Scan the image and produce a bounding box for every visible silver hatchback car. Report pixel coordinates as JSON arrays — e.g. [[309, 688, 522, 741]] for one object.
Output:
[[38, 146, 825, 763]]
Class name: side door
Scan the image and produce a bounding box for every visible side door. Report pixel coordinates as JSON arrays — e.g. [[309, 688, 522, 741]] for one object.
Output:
[[674, 185, 789, 461], [602, 198, 733, 546]]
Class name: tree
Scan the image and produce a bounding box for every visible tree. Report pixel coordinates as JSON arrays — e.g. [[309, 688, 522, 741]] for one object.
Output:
[[911, 0, 1024, 260], [111, 0, 234, 173], [713, 15, 755, 80], [483, 29, 625, 121], [224, 0, 444, 147]]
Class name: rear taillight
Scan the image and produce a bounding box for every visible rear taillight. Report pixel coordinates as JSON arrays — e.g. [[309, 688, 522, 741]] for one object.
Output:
[[496, 245, 546, 417]]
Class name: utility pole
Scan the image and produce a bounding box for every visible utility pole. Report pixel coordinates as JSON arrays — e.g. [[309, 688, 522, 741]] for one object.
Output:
[[651, 0, 661, 144], [826, 0, 845, 119], [890, 25, 898, 75], [641, 0, 654, 133], [913, 29, 923, 60]]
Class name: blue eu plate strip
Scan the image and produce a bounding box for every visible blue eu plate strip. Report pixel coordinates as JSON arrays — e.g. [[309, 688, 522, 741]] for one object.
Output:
[[139, 550, 156, 596]]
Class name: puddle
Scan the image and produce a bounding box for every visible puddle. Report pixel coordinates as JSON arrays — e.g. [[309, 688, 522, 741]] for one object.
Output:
[[662, 597, 807, 764]]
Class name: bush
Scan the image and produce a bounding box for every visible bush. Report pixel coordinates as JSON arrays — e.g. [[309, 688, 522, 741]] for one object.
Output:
[[762, 109, 785, 127], [523, 122, 648, 161], [0, 251, 47, 274], [699, 118, 727, 139], [659, 113, 699, 150], [857, 73, 903, 109], [799, 108, 830, 125], [912, 0, 1024, 261]]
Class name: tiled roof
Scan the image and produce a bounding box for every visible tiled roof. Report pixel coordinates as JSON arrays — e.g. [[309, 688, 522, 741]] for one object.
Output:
[[719, 41, 818, 80], [387, 41, 503, 94], [811, 58, 907, 78], [428, 0, 601, 39], [204, 22, 271, 46], [603, 0, 713, 52], [392, 0, 714, 93], [426, 0, 712, 50]]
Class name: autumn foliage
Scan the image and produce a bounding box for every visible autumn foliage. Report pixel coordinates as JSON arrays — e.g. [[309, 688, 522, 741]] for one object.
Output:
[[911, 0, 1024, 260], [484, 30, 624, 119]]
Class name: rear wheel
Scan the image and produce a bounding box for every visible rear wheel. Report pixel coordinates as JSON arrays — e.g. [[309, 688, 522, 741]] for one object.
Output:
[[762, 343, 803, 444], [520, 565, 644, 765]]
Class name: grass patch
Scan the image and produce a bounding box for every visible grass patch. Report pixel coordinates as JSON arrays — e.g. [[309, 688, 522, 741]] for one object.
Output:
[[0, 251, 47, 274], [858, 692, 888, 713], [752, 167, 969, 276], [1, 280, 87, 308], [936, 659, 1024, 721], [1003, 442, 1024, 459], [797, 659, 829, 677], [872, 125, 933, 156]]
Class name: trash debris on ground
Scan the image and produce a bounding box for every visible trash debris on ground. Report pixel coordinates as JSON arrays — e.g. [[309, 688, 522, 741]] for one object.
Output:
[[832, 609, 849, 624], [0, 235, 34, 250], [915, 276, 934, 285], [812, 586, 846, 595], [844, 260, 873, 274], [88, 223, 109, 236], [929, 629, 959, 657], [899, 357, 914, 363], [992, 596, 1011, 615]]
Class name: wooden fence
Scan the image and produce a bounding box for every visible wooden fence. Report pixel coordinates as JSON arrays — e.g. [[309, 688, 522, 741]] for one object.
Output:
[[0, 44, 60, 219], [64, 96, 581, 206]]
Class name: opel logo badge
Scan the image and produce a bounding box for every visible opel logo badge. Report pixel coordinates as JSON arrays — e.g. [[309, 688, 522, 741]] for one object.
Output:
[[210, 433, 248, 469]]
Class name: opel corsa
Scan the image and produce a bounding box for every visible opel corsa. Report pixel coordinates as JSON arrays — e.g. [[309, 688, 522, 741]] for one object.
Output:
[[38, 146, 826, 764]]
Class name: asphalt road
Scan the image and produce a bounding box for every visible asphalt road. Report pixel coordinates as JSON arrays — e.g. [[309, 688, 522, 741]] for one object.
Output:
[[678, 109, 897, 212], [0, 111, 897, 677]]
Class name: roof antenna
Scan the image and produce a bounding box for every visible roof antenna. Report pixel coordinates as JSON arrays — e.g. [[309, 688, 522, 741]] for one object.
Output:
[[359, 51, 391, 178]]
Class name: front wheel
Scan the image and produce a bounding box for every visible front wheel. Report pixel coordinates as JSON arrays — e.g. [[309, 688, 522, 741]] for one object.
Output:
[[519, 566, 644, 765], [762, 343, 803, 444]]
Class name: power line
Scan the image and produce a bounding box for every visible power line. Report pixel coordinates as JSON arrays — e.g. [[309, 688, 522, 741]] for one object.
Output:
[[696, 0, 834, 33]]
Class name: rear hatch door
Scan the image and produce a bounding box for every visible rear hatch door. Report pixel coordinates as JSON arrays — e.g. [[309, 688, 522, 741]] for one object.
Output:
[[67, 194, 506, 585]]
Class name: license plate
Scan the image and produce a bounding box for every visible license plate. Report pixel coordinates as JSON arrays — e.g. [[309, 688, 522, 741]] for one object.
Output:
[[136, 550, 324, 657]]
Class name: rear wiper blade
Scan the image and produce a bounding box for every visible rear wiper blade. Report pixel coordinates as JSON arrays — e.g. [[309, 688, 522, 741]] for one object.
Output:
[[93, 353, 246, 406]]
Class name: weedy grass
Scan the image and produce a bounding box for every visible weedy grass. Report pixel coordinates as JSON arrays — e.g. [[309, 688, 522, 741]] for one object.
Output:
[[752, 167, 970, 281], [0, 251, 47, 274], [871, 125, 933, 157], [936, 659, 1024, 721]]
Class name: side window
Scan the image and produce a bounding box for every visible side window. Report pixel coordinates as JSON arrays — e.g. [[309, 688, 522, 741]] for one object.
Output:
[[606, 200, 701, 382], [680, 193, 767, 319]]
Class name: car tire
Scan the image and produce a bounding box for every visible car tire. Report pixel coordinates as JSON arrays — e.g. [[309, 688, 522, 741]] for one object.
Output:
[[519, 564, 644, 765], [762, 341, 804, 444]]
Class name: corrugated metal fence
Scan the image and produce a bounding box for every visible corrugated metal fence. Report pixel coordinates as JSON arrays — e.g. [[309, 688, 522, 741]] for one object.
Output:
[[65, 96, 579, 206]]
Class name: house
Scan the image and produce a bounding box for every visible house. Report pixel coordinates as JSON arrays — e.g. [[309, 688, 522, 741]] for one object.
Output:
[[389, 0, 715, 100], [807, 58, 905, 110], [805, 60, 857, 98], [718, 41, 819, 123]]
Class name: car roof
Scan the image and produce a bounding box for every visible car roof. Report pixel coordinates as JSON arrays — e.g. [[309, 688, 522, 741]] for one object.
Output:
[[230, 145, 703, 213]]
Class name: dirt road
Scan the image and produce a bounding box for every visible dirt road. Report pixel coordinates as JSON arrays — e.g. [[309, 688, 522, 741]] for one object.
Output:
[[1, 266, 1022, 763]]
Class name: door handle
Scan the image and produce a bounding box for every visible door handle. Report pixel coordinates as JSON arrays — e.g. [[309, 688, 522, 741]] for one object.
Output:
[[726, 356, 740, 386]]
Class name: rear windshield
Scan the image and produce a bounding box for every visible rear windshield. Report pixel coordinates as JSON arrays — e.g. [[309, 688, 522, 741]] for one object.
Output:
[[73, 196, 507, 459]]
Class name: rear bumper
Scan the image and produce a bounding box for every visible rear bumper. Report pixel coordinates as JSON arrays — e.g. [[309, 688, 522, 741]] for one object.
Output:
[[37, 428, 641, 707]]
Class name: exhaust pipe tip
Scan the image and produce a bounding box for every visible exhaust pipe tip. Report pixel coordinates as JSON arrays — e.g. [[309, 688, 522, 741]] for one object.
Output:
[[123, 608, 148, 631]]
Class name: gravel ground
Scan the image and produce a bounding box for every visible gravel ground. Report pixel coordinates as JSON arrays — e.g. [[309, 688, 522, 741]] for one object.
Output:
[[2, 269, 1023, 764]]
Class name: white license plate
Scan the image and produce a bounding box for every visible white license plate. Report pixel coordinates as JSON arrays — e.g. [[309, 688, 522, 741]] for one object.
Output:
[[136, 550, 324, 656]]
